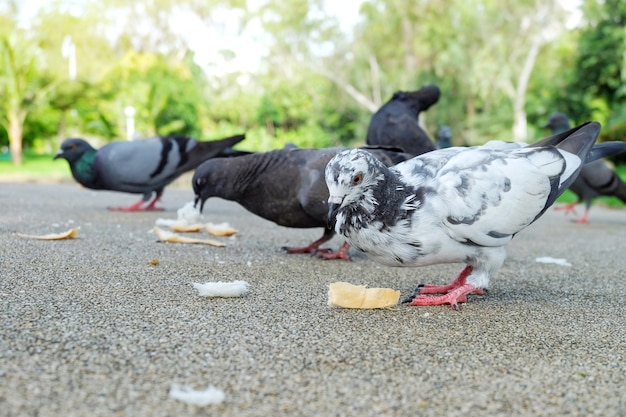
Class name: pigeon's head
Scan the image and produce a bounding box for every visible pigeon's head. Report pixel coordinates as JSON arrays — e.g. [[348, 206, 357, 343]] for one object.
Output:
[[53, 138, 94, 163], [325, 149, 386, 227], [193, 160, 225, 213], [543, 112, 571, 133]]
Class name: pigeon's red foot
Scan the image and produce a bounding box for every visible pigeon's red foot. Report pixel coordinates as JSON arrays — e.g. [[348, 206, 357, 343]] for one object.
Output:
[[554, 202, 577, 215], [108, 197, 164, 212], [409, 283, 477, 310], [143, 196, 164, 211], [108, 200, 147, 212], [403, 266, 485, 309], [108, 203, 164, 212], [315, 242, 351, 261], [416, 265, 484, 295], [282, 236, 351, 261], [570, 211, 589, 224]]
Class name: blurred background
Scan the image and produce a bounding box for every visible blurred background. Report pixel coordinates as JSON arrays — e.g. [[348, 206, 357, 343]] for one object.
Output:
[[0, 0, 624, 170]]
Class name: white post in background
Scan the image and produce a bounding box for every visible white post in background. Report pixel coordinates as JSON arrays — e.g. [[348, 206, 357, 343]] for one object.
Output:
[[61, 35, 76, 80], [125, 106, 136, 140]]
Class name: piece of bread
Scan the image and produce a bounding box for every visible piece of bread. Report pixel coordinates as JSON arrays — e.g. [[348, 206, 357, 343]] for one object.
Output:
[[16, 228, 78, 240], [328, 281, 400, 309]]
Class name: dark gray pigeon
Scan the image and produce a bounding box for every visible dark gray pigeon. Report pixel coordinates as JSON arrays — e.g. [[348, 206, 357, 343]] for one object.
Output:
[[545, 112, 626, 223], [326, 122, 623, 308], [366, 84, 440, 155], [54, 134, 246, 211], [192, 146, 413, 260]]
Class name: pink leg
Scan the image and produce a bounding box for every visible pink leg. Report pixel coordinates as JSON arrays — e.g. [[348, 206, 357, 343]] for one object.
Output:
[[410, 283, 477, 310], [143, 195, 164, 211], [282, 235, 351, 261], [282, 235, 330, 255], [418, 265, 474, 294], [404, 265, 486, 309], [316, 242, 351, 261], [554, 202, 577, 216], [108, 195, 164, 212], [571, 209, 589, 224], [108, 199, 147, 212]]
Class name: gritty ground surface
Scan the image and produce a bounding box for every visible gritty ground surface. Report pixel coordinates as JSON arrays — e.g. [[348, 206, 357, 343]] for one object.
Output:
[[1, 182, 626, 417]]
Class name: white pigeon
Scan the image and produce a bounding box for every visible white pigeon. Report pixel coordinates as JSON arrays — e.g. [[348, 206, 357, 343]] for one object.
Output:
[[325, 122, 608, 309]]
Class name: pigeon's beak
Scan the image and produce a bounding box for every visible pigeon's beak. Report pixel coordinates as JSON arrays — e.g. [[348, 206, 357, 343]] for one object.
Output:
[[53, 150, 63, 160], [194, 195, 207, 213], [193, 176, 208, 213], [327, 195, 344, 229]]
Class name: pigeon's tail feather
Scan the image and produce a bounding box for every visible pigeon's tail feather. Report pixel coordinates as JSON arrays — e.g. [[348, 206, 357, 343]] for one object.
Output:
[[531, 121, 597, 149], [533, 122, 601, 216], [553, 121, 601, 159], [413, 84, 441, 111], [585, 141, 626, 163], [192, 135, 246, 162], [394, 85, 441, 112], [197, 134, 246, 152]]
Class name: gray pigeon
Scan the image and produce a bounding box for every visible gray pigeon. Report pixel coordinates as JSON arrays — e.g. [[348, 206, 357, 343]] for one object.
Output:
[[326, 122, 620, 308], [436, 125, 453, 149], [366, 84, 440, 155], [545, 112, 626, 223], [54, 134, 246, 211], [192, 146, 413, 260]]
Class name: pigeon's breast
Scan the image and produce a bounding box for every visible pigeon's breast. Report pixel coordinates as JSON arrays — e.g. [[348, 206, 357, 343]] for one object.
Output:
[[338, 212, 430, 266]]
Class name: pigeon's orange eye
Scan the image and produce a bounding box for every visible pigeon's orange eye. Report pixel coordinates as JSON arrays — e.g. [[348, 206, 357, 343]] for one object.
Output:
[[352, 174, 363, 185]]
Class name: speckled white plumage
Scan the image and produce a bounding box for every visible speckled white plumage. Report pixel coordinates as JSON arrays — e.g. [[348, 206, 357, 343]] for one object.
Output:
[[326, 122, 604, 308]]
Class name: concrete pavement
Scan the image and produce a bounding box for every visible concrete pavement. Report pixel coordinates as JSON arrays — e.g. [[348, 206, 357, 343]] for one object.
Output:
[[1, 182, 626, 417]]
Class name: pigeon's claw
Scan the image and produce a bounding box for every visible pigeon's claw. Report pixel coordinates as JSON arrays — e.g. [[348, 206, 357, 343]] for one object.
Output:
[[108, 195, 164, 212], [408, 283, 476, 309], [108, 200, 148, 212], [316, 242, 351, 261], [143, 195, 164, 211], [416, 265, 474, 295], [571, 211, 589, 224], [554, 202, 578, 216], [282, 234, 351, 261]]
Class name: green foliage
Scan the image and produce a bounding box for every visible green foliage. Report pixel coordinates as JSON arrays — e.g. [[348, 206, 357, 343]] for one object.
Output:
[[1, 0, 626, 168], [241, 122, 334, 151], [567, 0, 626, 130], [0, 150, 71, 177]]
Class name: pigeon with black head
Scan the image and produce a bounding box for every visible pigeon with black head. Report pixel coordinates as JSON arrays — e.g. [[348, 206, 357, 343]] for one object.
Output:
[[193, 146, 413, 260]]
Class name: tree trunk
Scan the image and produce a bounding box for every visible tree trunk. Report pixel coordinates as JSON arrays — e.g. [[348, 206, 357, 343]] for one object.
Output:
[[58, 109, 67, 146], [511, 38, 541, 141], [510, 3, 553, 141], [8, 113, 24, 165]]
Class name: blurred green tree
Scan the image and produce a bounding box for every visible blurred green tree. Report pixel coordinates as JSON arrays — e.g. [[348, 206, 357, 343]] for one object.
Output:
[[573, 0, 626, 128], [0, 29, 57, 164]]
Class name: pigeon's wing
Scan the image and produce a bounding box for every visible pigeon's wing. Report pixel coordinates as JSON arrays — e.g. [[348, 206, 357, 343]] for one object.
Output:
[[396, 147, 567, 247], [97, 137, 183, 193], [292, 148, 344, 222]]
